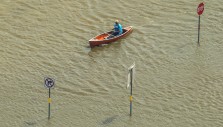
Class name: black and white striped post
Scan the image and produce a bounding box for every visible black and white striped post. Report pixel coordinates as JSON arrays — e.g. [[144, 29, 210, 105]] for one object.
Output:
[[44, 77, 55, 119], [127, 63, 135, 116]]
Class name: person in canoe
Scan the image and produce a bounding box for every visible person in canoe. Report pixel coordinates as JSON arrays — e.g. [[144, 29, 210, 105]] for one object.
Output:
[[107, 20, 123, 39]]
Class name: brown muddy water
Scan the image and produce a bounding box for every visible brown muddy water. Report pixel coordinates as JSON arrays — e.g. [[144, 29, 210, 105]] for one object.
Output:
[[0, 0, 223, 127]]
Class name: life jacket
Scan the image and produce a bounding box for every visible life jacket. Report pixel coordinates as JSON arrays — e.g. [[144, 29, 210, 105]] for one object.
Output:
[[114, 23, 123, 35]]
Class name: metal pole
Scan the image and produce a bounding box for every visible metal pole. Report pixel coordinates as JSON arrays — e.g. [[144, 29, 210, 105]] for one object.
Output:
[[130, 69, 133, 116], [48, 88, 51, 119], [198, 15, 201, 46]]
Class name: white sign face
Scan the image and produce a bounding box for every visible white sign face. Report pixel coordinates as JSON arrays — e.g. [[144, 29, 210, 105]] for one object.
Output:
[[44, 77, 55, 88], [127, 63, 135, 89], [127, 72, 131, 89]]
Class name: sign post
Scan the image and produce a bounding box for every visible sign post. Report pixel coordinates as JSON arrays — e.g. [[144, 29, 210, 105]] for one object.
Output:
[[44, 77, 55, 119], [127, 63, 135, 116], [197, 2, 204, 46]]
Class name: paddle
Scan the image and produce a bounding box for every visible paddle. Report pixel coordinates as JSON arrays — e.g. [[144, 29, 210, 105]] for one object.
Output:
[[105, 30, 115, 39]]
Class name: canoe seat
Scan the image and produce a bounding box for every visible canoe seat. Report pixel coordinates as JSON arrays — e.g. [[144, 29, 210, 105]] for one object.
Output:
[[122, 29, 127, 34]]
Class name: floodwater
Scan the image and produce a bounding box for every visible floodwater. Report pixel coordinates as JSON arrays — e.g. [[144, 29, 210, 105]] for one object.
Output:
[[0, 0, 223, 127]]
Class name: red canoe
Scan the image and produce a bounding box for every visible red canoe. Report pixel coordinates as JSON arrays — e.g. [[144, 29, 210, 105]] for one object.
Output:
[[89, 26, 133, 48]]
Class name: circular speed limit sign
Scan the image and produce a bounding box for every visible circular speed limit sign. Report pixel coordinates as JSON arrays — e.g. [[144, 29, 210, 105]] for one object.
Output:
[[44, 77, 55, 88]]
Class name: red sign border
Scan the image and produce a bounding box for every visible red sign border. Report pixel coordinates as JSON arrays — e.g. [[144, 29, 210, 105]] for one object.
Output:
[[197, 2, 204, 16]]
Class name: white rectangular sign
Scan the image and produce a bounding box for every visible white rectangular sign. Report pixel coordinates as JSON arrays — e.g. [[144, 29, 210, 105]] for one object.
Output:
[[127, 62, 135, 89]]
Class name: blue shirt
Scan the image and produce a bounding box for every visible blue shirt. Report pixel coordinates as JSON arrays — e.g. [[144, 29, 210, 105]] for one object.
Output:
[[114, 23, 123, 35]]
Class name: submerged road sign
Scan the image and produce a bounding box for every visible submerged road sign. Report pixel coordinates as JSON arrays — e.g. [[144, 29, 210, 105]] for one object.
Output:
[[127, 62, 135, 116], [197, 2, 204, 16], [44, 77, 55, 88], [44, 77, 55, 119], [127, 63, 135, 89], [197, 2, 205, 46]]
